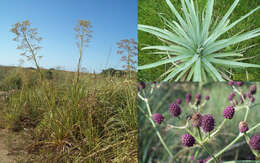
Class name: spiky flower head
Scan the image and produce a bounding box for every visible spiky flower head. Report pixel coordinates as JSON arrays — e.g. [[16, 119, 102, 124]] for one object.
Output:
[[205, 96, 210, 101], [196, 93, 201, 100], [181, 134, 195, 147], [138, 0, 260, 81], [239, 121, 248, 133], [248, 92, 252, 98], [169, 103, 181, 117], [249, 85, 257, 95], [235, 82, 244, 87], [195, 93, 201, 106], [251, 97, 255, 103], [176, 98, 182, 105], [228, 92, 235, 101], [186, 93, 192, 104], [152, 113, 164, 124], [223, 106, 235, 119], [201, 114, 215, 132], [195, 99, 201, 106], [192, 112, 202, 127], [249, 134, 260, 151], [228, 81, 234, 86], [138, 82, 145, 91]]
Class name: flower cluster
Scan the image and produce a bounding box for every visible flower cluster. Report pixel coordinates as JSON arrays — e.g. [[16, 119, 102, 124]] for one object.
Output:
[[223, 106, 235, 119], [201, 114, 215, 132], [249, 134, 260, 150], [239, 121, 248, 133], [227, 82, 256, 105], [140, 82, 260, 162], [152, 113, 164, 125], [181, 134, 195, 147], [169, 103, 181, 117]]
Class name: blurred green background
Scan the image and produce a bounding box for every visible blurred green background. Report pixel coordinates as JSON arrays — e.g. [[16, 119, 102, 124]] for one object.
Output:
[[138, 0, 260, 81], [138, 82, 260, 162]]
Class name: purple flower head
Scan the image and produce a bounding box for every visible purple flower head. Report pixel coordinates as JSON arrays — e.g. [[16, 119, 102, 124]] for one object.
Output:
[[186, 93, 192, 104], [169, 103, 181, 117], [223, 106, 235, 119], [195, 100, 201, 106], [181, 134, 195, 147], [228, 92, 235, 101], [138, 82, 145, 91], [228, 81, 234, 86], [192, 112, 202, 127], [249, 134, 260, 151], [239, 121, 248, 133], [248, 92, 252, 99], [251, 97, 255, 103], [205, 96, 210, 101], [235, 81, 244, 87], [201, 114, 215, 132], [196, 93, 201, 100], [250, 85, 257, 95], [176, 98, 182, 105], [152, 113, 164, 125]]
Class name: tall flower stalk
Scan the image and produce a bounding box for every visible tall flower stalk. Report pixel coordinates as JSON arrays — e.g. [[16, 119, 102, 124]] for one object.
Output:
[[74, 20, 92, 84]]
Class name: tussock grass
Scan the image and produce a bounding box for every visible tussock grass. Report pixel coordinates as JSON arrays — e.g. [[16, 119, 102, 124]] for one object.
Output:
[[0, 68, 137, 163]]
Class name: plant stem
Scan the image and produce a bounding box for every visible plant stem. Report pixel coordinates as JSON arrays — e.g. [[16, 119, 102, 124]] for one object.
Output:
[[197, 127, 202, 141], [207, 122, 260, 163], [140, 93, 175, 159], [233, 86, 250, 122], [244, 105, 250, 122], [194, 149, 200, 163], [201, 143, 218, 163]]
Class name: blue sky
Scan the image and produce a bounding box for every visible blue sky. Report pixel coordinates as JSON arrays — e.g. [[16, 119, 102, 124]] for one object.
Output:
[[0, 0, 137, 72]]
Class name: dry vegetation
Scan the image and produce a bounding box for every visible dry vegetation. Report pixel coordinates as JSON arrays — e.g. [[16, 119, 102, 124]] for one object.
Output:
[[0, 67, 137, 162]]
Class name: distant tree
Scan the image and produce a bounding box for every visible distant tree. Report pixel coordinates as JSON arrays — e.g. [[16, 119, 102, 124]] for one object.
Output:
[[74, 20, 92, 83], [117, 38, 137, 78], [101, 68, 126, 77], [10, 20, 43, 79], [101, 68, 116, 76]]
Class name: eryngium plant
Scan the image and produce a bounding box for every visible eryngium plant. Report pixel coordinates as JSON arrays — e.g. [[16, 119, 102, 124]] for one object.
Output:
[[138, 82, 260, 162], [138, 0, 260, 81]]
